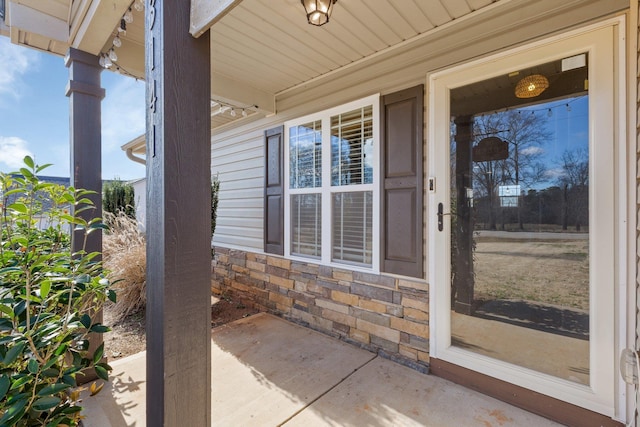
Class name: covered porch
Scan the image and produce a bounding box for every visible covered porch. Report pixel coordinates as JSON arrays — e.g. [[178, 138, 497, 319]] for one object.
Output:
[[81, 313, 561, 426], [1, 0, 637, 426]]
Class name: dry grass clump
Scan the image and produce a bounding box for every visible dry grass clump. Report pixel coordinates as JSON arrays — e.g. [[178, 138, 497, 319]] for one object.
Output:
[[103, 211, 146, 322]]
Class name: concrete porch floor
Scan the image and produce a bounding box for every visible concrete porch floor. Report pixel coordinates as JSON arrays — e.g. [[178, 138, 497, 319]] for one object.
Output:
[[81, 313, 561, 426]]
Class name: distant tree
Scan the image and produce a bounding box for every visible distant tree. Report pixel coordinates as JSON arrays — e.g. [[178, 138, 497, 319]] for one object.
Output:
[[472, 110, 550, 230], [558, 148, 588, 231], [103, 179, 135, 218]]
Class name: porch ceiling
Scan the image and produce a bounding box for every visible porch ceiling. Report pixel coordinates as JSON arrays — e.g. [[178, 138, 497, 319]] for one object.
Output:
[[208, 0, 498, 96], [2, 0, 500, 126]]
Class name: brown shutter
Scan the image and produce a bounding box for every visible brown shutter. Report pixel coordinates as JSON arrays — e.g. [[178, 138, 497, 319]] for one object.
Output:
[[264, 125, 284, 255], [381, 85, 424, 277]]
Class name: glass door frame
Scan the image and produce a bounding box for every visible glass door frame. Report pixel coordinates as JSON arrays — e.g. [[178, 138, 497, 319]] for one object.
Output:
[[427, 19, 624, 417]]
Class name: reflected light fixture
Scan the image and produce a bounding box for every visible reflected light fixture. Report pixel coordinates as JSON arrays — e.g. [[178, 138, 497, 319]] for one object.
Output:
[[301, 0, 337, 26], [514, 74, 549, 98]]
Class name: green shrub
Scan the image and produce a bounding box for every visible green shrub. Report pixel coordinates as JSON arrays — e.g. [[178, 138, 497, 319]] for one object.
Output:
[[0, 157, 113, 426], [103, 180, 135, 218], [211, 176, 220, 238]]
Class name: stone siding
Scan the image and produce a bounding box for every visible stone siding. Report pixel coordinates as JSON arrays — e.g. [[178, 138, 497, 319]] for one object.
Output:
[[212, 247, 430, 372]]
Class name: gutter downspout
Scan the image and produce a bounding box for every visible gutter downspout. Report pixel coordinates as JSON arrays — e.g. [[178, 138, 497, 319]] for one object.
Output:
[[126, 148, 146, 165]]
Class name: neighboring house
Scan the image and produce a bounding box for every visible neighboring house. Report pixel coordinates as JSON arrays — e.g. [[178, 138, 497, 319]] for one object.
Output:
[[4, 1, 638, 425], [2, 175, 71, 231]]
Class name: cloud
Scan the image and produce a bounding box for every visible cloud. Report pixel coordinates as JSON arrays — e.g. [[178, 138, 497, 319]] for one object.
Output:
[[0, 38, 38, 100], [0, 136, 33, 170], [544, 168, 565, 180], [102, 77, 146, 153], [520, 146, 544, 156]]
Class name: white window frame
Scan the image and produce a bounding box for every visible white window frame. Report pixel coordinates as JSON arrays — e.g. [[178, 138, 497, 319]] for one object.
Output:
[[428, 19, 626, 418], [285, 94, 380, 272]]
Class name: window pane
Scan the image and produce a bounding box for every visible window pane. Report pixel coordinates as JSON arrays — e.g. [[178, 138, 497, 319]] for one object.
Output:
[[332, 191, 372, 266], [450, 55, 590, 384], [291, 194, 322, 258], [331, 106, 373, 186], [290, 121, 322, 188]]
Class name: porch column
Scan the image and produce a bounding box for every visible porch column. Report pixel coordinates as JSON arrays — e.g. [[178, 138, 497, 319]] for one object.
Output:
[[145, 0, 212, 425], [452, 115, 474, 315], [65, 49, 105, 383], [65, 48, 104, 256]]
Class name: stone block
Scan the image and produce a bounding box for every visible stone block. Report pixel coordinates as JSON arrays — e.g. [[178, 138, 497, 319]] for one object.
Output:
[[270, 275, 294, 289], [400, 332, 410, 344], [332, 269, 353, 282], [267, 256, 291, 270], [316, 298, 349, 314], [294, 281, 308, 292], [230, 280, 251, 293], [317, 279, 348, 292], [351, 307, 390, 327], [404, 307, 429, 323], [402, 296, 429, 312], [246, 252, 266, 263], [385, 304, 404, 317], [288, 290, 315, 305], [356, 319, 400, 343], [399, 344, 418, 361], [318, 265, 333, 278], [309, 305, 323, 317], [291, 307, 314, 325], [266, 265, 289, 278], [307, 282, 331, 298], [371, 335, 399, 353], [397, 278, 427, 291], [390, 317, 428, 338], [332, 321, 350, 335], [231, 264, 249, 274], [358, 299, 386, 314], [351, 283, 393, 303], [392, 292, 402, 305], [331, 290, 359, 306], [353, 271, 396, 289], [322, 308, 356, 328], [291, 262, 319, 275], [349, 328, 370, 344], [409, 334, 429, 351], [289, 273, 312, 284], [269, 292, 293, 308], [417, 351, 430, 363], [293, 303, 309, 312], [249, 270, 269, 282], [229, 257, 246, 268], [246, 260, 266, 272], [229, 249, 246, 259]]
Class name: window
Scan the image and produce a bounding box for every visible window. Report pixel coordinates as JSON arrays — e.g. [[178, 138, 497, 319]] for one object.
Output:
[[285, 95, 379, 269]]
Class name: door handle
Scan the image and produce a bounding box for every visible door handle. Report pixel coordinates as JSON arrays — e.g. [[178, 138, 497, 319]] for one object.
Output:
[[437, 203, 452, 231]]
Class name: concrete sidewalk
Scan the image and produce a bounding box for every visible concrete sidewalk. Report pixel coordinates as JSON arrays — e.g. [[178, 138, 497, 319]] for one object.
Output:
[[81, 313, 561, 426]]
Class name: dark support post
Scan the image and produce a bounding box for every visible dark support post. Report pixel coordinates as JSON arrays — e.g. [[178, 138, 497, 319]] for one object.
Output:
[[453, 116, 474, 315], [65, 49, 105, 384], [65, 48, 105, 256], [145, 0, 212, 425]]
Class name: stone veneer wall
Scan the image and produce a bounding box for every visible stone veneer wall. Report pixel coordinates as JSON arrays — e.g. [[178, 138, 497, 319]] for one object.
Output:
[[211, 247, 430, 372]]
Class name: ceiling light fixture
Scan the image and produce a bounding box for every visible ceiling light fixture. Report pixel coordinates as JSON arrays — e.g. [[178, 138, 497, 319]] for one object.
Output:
[[301, 0, 337, 26], [514, 74, 549, 98]]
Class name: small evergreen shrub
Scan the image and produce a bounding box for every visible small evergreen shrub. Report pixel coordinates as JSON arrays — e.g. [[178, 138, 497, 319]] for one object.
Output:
[[103, 180, 135, 218], [0, 157, 113, 426]]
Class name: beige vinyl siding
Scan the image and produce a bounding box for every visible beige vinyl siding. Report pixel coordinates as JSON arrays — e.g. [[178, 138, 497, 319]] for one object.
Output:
[[211, 0, 627, 255]]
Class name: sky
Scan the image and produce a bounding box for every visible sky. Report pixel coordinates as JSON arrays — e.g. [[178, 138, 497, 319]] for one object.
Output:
[[0, 36, 146, 180]]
